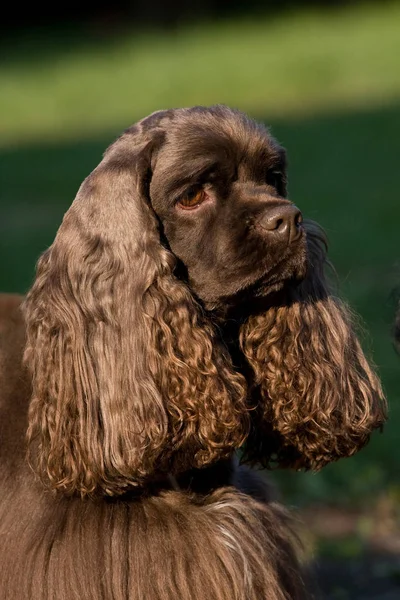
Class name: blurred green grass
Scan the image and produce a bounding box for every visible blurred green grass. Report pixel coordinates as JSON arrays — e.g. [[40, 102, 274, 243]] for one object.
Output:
[[1, 1, 400, 146], [0, 1, 399, 505]]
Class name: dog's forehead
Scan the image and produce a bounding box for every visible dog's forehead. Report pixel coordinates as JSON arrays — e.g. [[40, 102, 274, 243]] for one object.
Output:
[[154, 108, 283, 182], [172, 109, 278, 157], [108, 107, 283, 180]]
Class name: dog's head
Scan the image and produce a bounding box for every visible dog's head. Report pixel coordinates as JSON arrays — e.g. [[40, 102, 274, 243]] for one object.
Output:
[[24, 106, 386, 497], [144, 107, 306, 306]]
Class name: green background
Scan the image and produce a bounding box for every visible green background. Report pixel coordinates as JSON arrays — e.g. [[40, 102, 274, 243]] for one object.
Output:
[[1, 1, 399, 579]]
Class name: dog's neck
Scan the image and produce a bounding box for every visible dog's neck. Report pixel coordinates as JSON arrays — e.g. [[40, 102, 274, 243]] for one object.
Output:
[[210, 288, 285, 338], [109, 458, 237, 501]]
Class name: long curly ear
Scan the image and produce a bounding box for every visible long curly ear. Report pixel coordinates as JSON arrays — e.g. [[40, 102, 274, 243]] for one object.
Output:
[[240, 220, 387, 471], [23, 125, 249, 497]]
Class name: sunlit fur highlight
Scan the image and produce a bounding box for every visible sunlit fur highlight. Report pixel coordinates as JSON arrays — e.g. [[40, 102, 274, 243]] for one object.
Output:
[[240, 220, 387, 470], [0, 476, 307, 600]]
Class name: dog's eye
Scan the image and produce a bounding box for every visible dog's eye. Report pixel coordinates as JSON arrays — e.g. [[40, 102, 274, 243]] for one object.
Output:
[[178, 188, 207, 210], [265, 172, 280, 189]]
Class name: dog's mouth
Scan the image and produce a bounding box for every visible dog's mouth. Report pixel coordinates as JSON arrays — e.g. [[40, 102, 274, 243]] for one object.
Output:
[[202, 241, 308, 318], [250, 235, 308, 296]]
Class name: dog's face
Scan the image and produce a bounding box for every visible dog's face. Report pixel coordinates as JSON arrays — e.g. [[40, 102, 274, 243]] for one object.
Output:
[[146, 108, 307, 306]]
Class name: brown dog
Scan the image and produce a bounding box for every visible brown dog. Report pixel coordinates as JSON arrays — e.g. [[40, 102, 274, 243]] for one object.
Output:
[[0, 106, 386, 599]]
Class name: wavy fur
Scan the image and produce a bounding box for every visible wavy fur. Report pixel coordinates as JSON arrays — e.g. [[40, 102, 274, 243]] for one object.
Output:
[[23, 128, 249, 497], [240, 220, 387, 470], [0, 474, 307, 600], [0, 105, 388, 600]]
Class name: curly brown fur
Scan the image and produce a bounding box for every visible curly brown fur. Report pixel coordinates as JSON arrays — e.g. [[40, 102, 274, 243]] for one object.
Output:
[[240, 221, 386, 470], [24, 116, 250, 497], [0, 297, 307, 599], [0, 105, 387, 599]]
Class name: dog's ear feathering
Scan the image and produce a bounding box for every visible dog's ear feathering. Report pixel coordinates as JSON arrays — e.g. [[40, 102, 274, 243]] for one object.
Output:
[[22, 106, 387, 500], [240, 220, 387, 471], [23, 119, 249, 497]]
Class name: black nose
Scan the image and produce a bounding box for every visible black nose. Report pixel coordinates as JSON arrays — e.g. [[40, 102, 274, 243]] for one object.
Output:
[[258, 204, 303, 244]]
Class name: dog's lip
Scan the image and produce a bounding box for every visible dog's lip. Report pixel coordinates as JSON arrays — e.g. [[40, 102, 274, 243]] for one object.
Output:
[[254, 244, 307, 288], [198, 248, 307, 311]]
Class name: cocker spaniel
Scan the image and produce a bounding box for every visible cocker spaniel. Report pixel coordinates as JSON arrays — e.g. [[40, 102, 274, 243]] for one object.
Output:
[[0, 105, 387, 600]]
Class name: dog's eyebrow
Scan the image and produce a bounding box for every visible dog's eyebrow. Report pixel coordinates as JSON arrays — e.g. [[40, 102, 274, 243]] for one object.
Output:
[[163, 160, 223, 198]]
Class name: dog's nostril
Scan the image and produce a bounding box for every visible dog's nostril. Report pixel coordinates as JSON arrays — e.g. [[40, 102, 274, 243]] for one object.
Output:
[[259, 205, 303, 243], [295, 212, 303, 226]]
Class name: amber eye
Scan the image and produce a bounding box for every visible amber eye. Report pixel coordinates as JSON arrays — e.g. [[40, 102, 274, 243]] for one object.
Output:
[[178, 188, 207, 210]]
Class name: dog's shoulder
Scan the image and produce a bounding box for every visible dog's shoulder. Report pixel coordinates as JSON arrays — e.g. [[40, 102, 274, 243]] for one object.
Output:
[[0, 293, 24, 324], [0, 294, 31, 468], [0, 294, 26, 382]]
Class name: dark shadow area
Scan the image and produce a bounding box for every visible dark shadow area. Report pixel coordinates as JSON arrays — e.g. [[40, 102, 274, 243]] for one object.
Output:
[[1, 99, 399, 597], [314, 552, 400, 599], [1, 0, 389, 75], [1, 1, 375, 33]]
